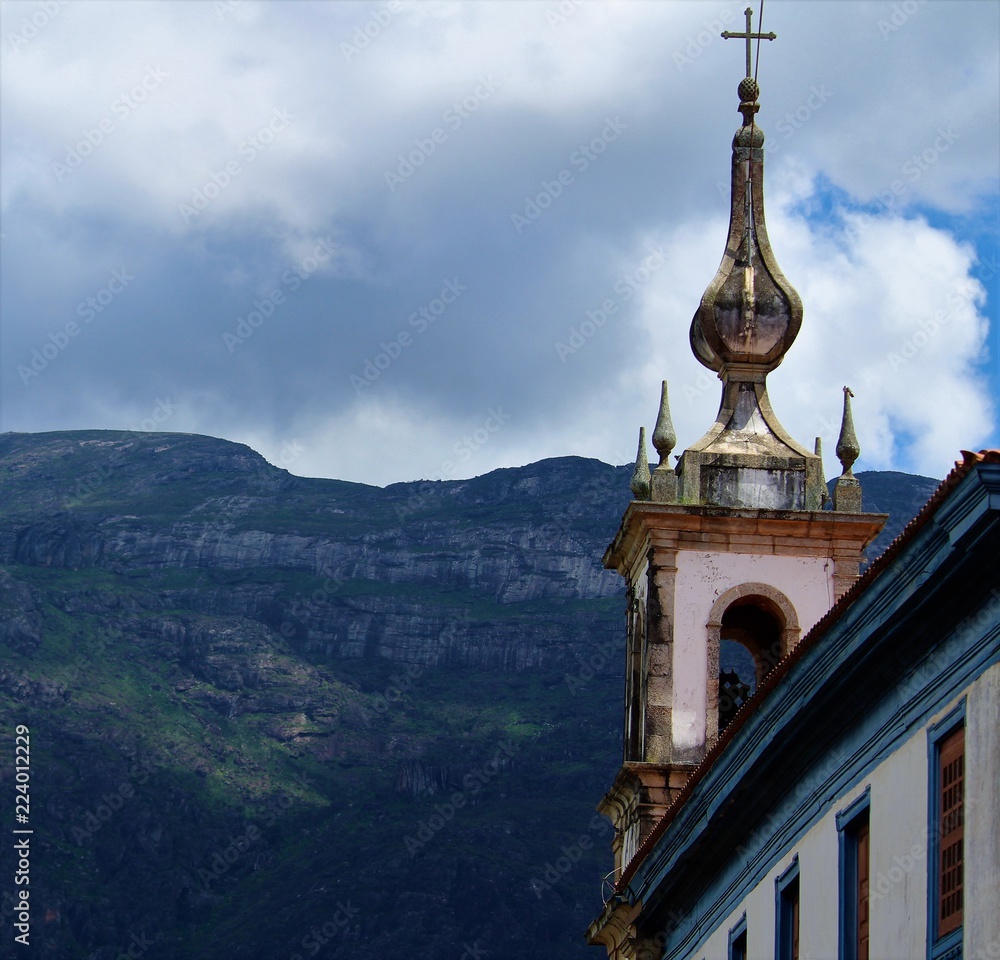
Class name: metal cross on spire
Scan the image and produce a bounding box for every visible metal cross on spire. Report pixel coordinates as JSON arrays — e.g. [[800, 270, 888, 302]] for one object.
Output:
[[722, 6, 776, 78]]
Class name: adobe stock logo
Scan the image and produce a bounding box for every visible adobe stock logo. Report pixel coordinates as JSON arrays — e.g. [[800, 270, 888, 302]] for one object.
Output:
[[877, 0, 927, 39], [384, 74, 506, 192], [222, 236, 337, 352], [6, 0, 70, 54], [51, 67, 169, 182], [349, 278, 466, 392], [341, 1, 402, 62], [671, 8, 738, 72], [510, 118, 627, 233], [178, 108, 295, 223], [18, 268, 136, 385]]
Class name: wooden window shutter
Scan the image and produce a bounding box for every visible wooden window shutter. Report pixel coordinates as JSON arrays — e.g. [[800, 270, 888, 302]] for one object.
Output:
[[857, 819, 869, 960], [938, 725, 965, 937], [791, 886, 799, 960]]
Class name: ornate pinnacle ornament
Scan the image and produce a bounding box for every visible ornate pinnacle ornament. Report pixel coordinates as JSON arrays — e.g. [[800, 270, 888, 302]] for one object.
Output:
[[833, 386, 863, 513], [650, 383, 679, 503], [836, 386, 860, 478], [630, 427, 651, 500], [815, 436, 829, 507], [651, 381, 676, 467]]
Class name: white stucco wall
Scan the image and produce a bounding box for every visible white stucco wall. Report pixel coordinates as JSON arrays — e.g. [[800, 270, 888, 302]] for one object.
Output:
[[681, 664, 999, 960], [671, 551, 835, 754], [966, 662, 1000, 960]]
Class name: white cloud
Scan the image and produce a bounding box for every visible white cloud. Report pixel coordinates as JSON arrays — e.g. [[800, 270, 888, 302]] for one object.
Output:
[[269, 184, 993, 486], [614, 169, 994, 480], [1, 0, 996, 483]]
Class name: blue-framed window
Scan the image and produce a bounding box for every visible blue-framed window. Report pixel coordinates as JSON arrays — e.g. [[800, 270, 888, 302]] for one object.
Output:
[[775, 856, 800, 960], [728, 913, 748, 960], [837, 786, 871, 960], [927, 702, 966, 960]]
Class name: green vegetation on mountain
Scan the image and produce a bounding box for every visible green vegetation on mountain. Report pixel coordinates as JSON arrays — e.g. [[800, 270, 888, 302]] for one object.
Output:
[[0, 430, 937, 958]]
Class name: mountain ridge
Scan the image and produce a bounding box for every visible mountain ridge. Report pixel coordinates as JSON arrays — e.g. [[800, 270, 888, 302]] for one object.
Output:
[[0, 430, 941, 959]]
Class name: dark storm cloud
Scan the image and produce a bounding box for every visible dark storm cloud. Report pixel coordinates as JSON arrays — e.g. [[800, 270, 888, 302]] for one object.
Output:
[[1, 0, 997, 482]]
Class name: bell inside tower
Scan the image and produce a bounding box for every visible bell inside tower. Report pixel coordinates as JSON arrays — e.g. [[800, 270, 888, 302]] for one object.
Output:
[[719, 597, 784, 732]]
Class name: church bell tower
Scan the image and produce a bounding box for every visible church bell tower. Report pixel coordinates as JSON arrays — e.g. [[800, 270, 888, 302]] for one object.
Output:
[[594, 9, 887, 913]]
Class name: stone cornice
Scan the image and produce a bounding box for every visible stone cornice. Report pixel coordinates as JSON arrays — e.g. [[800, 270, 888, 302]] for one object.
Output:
[[603, 503, 886, 575], [586, 897, 641, 954]]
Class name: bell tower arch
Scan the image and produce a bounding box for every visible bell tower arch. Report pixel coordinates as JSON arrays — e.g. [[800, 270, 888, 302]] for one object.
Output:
[[707, 582, 799, 740]]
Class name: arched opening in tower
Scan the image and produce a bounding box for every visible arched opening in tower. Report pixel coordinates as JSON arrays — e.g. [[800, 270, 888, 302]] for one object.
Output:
[[718, 597, 784, 732]]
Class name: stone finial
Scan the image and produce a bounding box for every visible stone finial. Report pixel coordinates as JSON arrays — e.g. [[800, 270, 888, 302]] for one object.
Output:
[[651, 381, 676, 467], [836, 386, 860, 478], [815, 436, 829, 508], [649, 382, 679, 503], [833, 387, 862, 513], [737, 76, 761, 128], [630, 427, 651, 500]]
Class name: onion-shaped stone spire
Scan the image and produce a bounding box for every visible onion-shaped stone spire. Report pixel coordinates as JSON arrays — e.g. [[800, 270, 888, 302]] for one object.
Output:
[[630, 427, 651, 500], [689, 72, 802, 378], [675, 55, 825, 511]]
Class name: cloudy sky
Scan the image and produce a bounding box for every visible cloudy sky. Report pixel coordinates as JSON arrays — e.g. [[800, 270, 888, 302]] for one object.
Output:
[[1, 0, 997, 486]]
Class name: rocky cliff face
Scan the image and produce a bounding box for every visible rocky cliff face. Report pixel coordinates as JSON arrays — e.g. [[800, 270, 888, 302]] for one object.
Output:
[[0, 431, 626, 675], [0, 430, 938, 960]]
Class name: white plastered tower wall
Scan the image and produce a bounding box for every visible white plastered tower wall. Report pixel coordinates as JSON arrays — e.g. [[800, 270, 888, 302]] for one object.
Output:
[[598, 502, 884, 887], [671, 550, 830, 755]]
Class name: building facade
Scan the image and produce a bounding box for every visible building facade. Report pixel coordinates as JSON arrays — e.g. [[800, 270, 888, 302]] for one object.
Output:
[[590, 449, 1000, 960], [588, 24, 1000, 960]]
